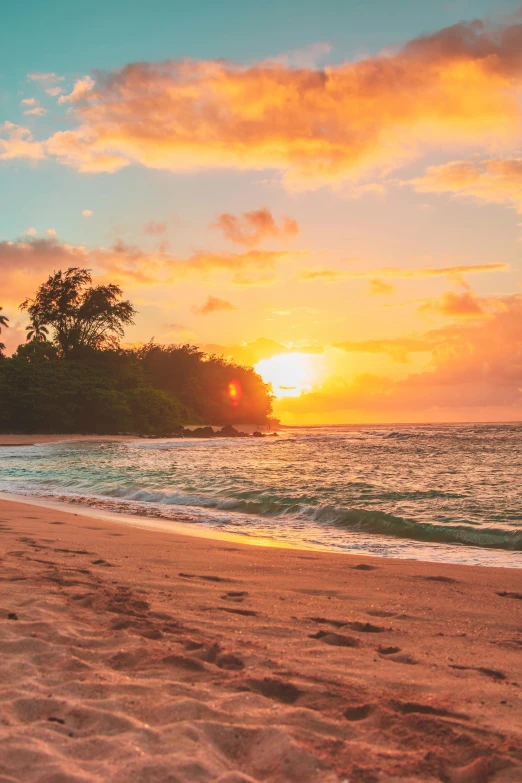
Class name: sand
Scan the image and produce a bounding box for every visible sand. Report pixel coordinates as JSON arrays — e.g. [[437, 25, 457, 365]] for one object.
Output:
[[0, 494, 521, 783], [0, 435, 131, 447]]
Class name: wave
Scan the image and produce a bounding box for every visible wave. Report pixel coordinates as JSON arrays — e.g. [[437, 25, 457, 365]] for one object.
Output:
[[22, 481, 522, 552]]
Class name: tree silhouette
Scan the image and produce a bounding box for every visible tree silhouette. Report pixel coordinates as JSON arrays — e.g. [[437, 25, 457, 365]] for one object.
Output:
[[0, 306, 8, 354], [25, 319, 49, 343], [20, 268, 136, 357]]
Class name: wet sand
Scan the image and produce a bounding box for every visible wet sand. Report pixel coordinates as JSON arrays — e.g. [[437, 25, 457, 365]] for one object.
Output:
[[0, 435, 131, 447], [0, 495, 521, 782]]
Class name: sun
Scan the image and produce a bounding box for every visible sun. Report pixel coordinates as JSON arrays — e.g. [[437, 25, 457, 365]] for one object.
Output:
[[255, 352, 321, 398]]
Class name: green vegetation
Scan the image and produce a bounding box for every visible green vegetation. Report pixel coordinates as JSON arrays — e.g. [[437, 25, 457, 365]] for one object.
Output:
[[0, 268, 274, 435]]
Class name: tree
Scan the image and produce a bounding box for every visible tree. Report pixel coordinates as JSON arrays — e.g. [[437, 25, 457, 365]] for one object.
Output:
[[0, 306, 8, 355], [20, 268, 136, 358], [25, 319, 49, 343]]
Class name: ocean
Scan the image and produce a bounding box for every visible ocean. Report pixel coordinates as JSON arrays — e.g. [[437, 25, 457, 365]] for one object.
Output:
[[1, 423, 522, 567]]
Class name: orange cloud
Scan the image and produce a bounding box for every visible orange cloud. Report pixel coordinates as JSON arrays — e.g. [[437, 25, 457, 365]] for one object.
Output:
[[418, 289, 487, 317], [369, 278, 395, 295], [58, 76, 95, 105], [9, 16, 521, 181], [298, 262, 508, 282], [411, 157, 522, 211], [281, 295, 522, 421], [192, 296, 236, 315], [334, 336, 433, 363], [0, 123, 45, 161], [0, 237, 294, 298], [213, 208, 299, 246]]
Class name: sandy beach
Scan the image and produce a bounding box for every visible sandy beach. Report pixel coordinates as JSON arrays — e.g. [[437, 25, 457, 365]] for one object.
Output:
[[0, 493, 521, 783]]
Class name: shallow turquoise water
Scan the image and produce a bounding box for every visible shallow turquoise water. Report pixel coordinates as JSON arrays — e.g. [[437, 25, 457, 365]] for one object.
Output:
[[1, 423, 522, 567]]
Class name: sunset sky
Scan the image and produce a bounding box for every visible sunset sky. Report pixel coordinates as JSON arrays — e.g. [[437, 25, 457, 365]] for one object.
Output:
[[2, 0, 522, 423]]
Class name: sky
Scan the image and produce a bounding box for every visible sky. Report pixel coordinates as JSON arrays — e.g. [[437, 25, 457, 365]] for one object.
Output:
[[2, 0, 522, 424]]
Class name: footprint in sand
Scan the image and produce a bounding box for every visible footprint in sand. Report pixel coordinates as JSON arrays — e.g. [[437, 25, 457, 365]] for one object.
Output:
[[220, 607, 258, 617], [179, 572, 235, 583], [450, 664, 506, 680], [421, 575, 458, 584], [216, 653, 245, 671], [307, 616, 345, 628], [221, 591, 249, 603], [391, 700, 469, 720], [352, 564, 378, 571], [244, 677, 302, 704], [344, 704, 373, 721], [344, 621, 386, 633], [309, 630, 360, 648], [378, 645, 401, 655], [91, 559, 114, 567], [497, 591, 522, 600], [388, 653, 418, 665], [367, 610, 396, 618]]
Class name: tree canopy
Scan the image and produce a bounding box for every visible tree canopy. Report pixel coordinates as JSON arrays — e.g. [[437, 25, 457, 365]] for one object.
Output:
[[20, 268, 136, 358], [0, 269, 274, 434]]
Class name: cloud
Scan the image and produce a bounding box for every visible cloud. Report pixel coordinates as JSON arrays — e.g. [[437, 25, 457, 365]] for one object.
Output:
[[192, 295, 237, 315], [23, 107, 47, 117], [45, 128, 128, 173], [25, 228, 37, 236], [46, 228, 57, 237], [213, 208, 299, 247], [143, 220, 167, 235], [28, 72, 64, 83], [411, 157, 522, 212], [279, 295, 522, 421], [298, 262, 508, 282], [418, 288, 487, 317], [10, 15, 521, 183], [58, 76, 95, 105], [45, 87, 63, 97], [0, 236, 294, 300], [0, 237, 87, 273], [0, 122, 45, 161], [369, 278, 395, 295], [82, 209, 93, 217], [20, 98, 36, 106], [334, 336, 434, 363]]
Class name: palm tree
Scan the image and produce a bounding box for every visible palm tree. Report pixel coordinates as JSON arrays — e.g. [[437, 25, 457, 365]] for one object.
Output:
[[0, 306, 8, 332], [0, 307, 8, 353], [25, 320, 49, 343]]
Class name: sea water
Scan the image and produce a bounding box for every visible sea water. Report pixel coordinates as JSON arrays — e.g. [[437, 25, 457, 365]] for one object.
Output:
[[1, 423, 521, 567]]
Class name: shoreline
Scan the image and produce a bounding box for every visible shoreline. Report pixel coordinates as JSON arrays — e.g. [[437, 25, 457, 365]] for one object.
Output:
[[2, 488, 521, 571], [1, 433, 521, 571], [0, 495, 521, 781]]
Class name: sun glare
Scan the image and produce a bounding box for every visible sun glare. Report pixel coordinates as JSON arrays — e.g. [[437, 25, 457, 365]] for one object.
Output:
[[255, 352, 321, 398]]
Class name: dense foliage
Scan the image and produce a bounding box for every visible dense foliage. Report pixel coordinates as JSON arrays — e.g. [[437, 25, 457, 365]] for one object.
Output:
[[0, 270, 273, 434]]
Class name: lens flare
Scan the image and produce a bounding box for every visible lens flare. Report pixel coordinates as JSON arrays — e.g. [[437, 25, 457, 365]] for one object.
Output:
[[228, 380, 242, 406]]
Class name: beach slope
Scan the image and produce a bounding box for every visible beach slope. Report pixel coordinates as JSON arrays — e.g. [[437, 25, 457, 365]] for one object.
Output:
[[0, 497, 521, 782]]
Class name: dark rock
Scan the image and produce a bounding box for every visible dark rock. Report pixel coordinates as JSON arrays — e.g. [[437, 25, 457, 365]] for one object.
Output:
[[252, 431, 264, 437], [218, 425, 240, 437], [191, 427, 216, 438]]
